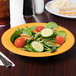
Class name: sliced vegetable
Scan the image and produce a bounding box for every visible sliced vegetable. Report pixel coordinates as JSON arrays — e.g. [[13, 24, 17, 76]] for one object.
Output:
[[14, 37, 26, 48], [44, 22, 58, 29], [56, 31, 66, 39], [55, 36, 65, 45], [31, 41, 44, 52], [41, 28, 53, 37], [36, 26, 44, 32]]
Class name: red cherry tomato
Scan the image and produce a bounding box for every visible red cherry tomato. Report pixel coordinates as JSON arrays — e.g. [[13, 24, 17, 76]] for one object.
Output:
[[14, 37, 26, 48], [36, 26, 44, 32], [55, 36, 65, 45]]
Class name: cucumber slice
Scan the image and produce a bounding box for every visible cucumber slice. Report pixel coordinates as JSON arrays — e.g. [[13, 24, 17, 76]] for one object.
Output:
[[41, 28, 53, 37], [31, 41, 44, 52]]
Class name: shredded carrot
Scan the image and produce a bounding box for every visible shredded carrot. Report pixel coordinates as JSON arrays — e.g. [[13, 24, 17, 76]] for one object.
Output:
[[53, 29, 56, 32], [20, 34, 30, 37], [20, 34, 32, 40], [23, 37, 31, 40], [49, 41, 60, 47], [32, 30, 37, 33], [20, 34, 23, 37]]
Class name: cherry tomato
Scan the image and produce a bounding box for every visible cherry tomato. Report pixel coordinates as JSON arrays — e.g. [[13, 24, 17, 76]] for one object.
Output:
[[36, 26, 44, 32], [55, 36, 65, 45], [14, 37, 26, 48]]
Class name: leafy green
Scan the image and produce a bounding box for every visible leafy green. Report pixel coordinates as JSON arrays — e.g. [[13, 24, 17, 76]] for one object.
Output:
[[50, 40, 56, 43], [43, 37, 51, 41], [56, 31, 66, 38], [22, 26, 36, 36], [22, 28, 32, 36], [34, 33, 41, 39], [24, 44, 33, 52], [36, 37, 42, 41], [10, 26, 36, 43], [26, 36, 34, 44], [44, 42, 56, 52], [17, 28, 24, 33], [10, 28, 24, 43], [44, 22, 58, 29], [44, 45, 53, 52], [30, 26, 36, 30], [10, 30, 21, 43], [44, 42, 56, 49]]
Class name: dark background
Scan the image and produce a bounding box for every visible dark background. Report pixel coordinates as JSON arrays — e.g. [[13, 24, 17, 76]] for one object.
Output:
[[0, 0, 76, 76]]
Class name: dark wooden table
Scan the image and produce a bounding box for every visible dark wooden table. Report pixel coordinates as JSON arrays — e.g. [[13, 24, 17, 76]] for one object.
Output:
[[0, 0, 76, 76]]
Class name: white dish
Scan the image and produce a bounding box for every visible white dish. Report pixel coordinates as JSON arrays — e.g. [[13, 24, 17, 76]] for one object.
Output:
[[45, 0, 76, 19]]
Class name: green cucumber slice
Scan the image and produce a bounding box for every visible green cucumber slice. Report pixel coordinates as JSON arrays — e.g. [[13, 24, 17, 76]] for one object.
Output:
[[41, 28, 53, 37], [31, 41, 44, 52]]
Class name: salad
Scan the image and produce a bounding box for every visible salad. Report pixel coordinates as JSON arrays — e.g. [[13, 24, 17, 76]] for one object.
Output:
[[10, 22, 67, 52]]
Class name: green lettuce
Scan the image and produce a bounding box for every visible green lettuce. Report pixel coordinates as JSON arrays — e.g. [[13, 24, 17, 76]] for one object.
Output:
[[44, 22, 58, 29], [56, 31, 66, 38]]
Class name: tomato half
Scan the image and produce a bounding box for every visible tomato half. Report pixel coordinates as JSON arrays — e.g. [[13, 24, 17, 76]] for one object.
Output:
[[55, 36, 65, 45], [14, 37, 26, 48], [36, 26, 44, 32]]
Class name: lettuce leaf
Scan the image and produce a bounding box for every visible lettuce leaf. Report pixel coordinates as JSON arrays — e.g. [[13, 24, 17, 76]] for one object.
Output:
[[44, 22, 58, 29], [22, 26, 36, 36], [10, 30, 20, 43], [22, 28, 32, 36], [56, 31, 66, 38], [10, 28, 24, 43], [44, 42, 56, 52]]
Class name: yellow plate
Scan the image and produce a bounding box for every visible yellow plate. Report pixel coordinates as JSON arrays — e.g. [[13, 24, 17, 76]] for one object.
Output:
[[1, 23, 75, 57]]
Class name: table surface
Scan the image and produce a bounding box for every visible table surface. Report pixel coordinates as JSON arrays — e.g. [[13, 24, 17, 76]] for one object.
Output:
[[0, 0, 76, 76]]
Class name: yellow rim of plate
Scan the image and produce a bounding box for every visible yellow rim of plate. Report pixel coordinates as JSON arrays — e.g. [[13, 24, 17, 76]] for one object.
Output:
[[1, 23, 75, 57]]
